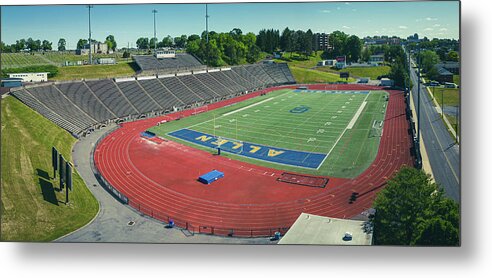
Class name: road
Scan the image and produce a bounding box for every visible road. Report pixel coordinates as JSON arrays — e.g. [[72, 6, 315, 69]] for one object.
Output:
[[408, 53, 460, 201]]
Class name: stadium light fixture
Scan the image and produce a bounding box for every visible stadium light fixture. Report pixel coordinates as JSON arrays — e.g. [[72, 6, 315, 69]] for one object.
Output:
[[87, 5, 94, 65]]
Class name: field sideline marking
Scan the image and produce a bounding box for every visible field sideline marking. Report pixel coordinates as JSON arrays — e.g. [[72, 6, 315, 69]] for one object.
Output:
[[316, 92, 372, 170], [222, 97, 275, 116], [347, 101, 367, 129], [186, 90, 290, 130]]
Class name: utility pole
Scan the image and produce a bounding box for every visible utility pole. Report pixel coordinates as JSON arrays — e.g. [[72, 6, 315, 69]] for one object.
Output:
[[205, 4, 209, 67], [417, 43, 421, 147], [87, 5, 93, 65], [152, 9, 158, 56]]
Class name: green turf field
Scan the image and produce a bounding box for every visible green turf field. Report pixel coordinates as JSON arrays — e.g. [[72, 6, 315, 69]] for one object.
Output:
[[1, 96, 99, 241], [149, 89, 388, 178]]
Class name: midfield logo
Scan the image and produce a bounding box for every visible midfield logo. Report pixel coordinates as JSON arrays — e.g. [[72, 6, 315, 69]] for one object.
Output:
[[289, 105, 310, 113]]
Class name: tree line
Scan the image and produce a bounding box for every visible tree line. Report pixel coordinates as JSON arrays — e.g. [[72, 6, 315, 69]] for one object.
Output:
[[1, 35, 118, 53]]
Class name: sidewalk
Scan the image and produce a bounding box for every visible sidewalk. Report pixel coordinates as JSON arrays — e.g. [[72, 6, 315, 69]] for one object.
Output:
[[409, 89, 435, 181]]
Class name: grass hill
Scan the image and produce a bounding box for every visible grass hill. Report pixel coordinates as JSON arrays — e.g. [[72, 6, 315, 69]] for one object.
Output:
[[1, 96, 98, 241]]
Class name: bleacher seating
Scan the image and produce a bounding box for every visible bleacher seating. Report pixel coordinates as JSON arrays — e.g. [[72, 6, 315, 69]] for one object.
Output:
[[177, 74, 219, 100], [56, 82, 115, 122], [115, 81, 162, 113], [134, 54, 204, 73], [11, 63, 296, 136], [243, 64, 276, 85], [86, 80, 138, 118], [194, 73, 232, 97], [26, 85, 96, 129], [137, 79, 184, 110], [159, 76, 202, 104], [11, 89, 82, 134], [209, 71, 245, 93], [231, 66, 262, 89]]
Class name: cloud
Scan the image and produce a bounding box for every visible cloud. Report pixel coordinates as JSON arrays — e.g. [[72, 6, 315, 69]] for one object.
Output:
[[399, 26, 408, 29], [342, 25, 351, 29], [439, 28, 448, 31], [337, 7, 341, 10], [352, 9, 357, 12], [320, 9, 331, 13], [345, 2, 350, 5], [424, 28, 434, 31], [433, 24, 441, 27], [426, 17, 438, 21]]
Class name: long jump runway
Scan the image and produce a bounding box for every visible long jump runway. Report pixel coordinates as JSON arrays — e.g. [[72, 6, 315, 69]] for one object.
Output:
[[94, 84, 414, 237]]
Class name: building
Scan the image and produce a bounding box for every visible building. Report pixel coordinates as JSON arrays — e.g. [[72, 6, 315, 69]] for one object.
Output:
[[436, 67, 454, 83], [314, 33, 330, 51], [76, 42, 112, 55], [436, 61, 459, 74], [369, 54, 385, 64], [8, 72, 48, 83], [1, 78, 23, 88], [97, 57, 116, 65], [278, 213, 373, 245], [155, 48, 176, 59], [380, 78, 394, 87]]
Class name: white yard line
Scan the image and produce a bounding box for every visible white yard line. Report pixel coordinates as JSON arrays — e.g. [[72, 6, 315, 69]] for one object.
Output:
[[316, 92, 371, 169]]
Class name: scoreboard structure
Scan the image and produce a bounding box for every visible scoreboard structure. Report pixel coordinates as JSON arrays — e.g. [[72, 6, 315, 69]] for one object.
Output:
[[52, 146, 73, 204]]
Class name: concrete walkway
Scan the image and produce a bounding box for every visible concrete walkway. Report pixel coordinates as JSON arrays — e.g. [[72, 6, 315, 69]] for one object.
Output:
[[57, 125, 273, 244]]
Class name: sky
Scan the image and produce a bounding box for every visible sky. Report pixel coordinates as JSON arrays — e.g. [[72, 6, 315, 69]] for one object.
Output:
[[1, 1, 460, 49]]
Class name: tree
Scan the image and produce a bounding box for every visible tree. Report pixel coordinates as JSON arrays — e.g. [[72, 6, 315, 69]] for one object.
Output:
[[371, 167, 459, 246], [323, 30, 348, 59], [105, 35, 117, 51], [426, 65, 440, 81], [41, 40, 52, 51], [160, 36, 173, 47], [345, 35, 362, 62], [362, 47, 372, 62], [446, 50, 459, 62], [57, 38, 66, 51], [122, 51, 130, 58], [187, 34, 201, 43], [136, 37, 149, 50], [418, 50, 440, 73], [174, 35, 187, 48], [389, 60, 407, 88], [149, 38, 158, 50], [246, 44, 261, 63], [77, 39, 88, 50]]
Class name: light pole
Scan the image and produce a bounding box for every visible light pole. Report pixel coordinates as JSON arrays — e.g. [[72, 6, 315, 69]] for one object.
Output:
[[205, 4, 209, 67], [152, 9, 158, 55], [87, 5, 93, 65], [417, 43, 421, 147]]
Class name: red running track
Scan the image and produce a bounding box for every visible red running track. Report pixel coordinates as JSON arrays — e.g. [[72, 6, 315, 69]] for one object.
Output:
[[94, 84, 414, 237]]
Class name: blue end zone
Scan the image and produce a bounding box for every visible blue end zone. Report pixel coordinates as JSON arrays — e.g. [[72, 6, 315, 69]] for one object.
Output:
[[293, 89, 369, 94], [167, 129, 327, 169]]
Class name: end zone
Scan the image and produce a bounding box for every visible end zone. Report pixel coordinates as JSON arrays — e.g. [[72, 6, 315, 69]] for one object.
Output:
[[167, 128, 327, 169]]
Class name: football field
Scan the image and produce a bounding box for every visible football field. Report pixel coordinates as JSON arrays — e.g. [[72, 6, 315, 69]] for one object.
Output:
[[148, 89, 388, 178]]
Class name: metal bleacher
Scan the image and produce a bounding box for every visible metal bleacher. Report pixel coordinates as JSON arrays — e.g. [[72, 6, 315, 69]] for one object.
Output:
[[56, 81, 115, 122], [115, 81, 162, 113], [11, 63, 296, 137]]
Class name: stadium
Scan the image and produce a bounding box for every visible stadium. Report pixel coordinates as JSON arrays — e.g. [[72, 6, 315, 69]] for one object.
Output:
[[6, 52, 415, 239]]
